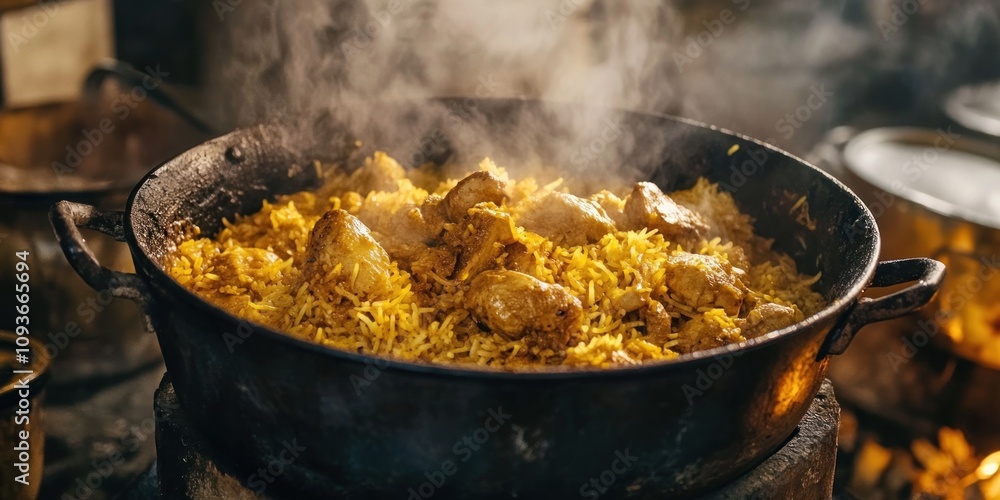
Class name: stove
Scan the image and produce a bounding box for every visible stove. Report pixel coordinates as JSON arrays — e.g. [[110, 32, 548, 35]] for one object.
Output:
[[117, 376, 839, 499], [829, 315, 1000, 498]]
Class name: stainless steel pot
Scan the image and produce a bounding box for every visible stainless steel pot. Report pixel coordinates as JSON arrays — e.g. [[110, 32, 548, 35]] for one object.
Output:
[[817, 126, 1000, 369]]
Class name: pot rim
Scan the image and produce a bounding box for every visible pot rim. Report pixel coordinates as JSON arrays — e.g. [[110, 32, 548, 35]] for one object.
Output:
[[123, 99, 881, 380]]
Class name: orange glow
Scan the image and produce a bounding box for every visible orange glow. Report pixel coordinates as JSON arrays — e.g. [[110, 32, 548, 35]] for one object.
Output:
[[977, 451, 1000, 481]]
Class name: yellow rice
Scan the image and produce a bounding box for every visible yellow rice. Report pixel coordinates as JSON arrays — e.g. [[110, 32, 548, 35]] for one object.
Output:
[[165, 154, 825, 369]]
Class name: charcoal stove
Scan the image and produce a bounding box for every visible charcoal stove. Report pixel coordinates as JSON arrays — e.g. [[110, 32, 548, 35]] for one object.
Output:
[[116, 376, 840, 499], [829, 315, 1000, 498]]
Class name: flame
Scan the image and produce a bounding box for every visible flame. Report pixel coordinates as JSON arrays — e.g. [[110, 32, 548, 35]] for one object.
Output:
[[977, 451, 1000, 481]]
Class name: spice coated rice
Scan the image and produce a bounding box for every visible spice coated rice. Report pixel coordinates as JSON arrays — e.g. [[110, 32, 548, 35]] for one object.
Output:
[[165, 153, 825, 369]]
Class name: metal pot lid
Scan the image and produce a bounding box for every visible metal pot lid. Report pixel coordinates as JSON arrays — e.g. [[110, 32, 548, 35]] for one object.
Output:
[[944, 81, 1000, 137], [843, 127, 1000, 229]]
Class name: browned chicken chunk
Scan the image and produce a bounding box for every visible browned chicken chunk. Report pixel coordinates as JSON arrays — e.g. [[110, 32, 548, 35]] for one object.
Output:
[[504, 242, 535, 273], [419, 195, 449, 236], [674, 313, 742, 354], [408, 245, 458, 280], [465, 270, 582, 349], [359, 195, 450, 259], [449, 204, 518, 281], [623, 182, 709, 248], [444, 171, 508, 222], [642, 300, 673, 345], [303, 210, 393, 299], [612, 289, 646, 313], [590, 190, 628, 227], [662, 253, 744, 315], [740, 302, 800, 338], [517, 192, 616, 246], [359, 205, 430, 252]]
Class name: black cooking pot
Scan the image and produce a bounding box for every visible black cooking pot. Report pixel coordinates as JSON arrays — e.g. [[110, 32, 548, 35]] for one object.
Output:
[[50, 99, 943, 498]]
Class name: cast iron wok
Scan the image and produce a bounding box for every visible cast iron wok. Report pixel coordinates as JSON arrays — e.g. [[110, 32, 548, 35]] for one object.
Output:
[[50, 98, 943, 498]]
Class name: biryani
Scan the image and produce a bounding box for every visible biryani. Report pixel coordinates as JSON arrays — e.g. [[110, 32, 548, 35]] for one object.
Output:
[[165, 152, 825, 368]]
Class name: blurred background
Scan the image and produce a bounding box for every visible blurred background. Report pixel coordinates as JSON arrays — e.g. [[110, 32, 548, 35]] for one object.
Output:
[[1, 0, 1000, 498]]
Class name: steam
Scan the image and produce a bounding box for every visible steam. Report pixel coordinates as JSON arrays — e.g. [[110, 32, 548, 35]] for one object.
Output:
[[202, 0, 685, 187]]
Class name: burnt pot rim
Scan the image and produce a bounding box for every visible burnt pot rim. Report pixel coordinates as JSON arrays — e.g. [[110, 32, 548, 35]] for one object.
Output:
[[122, 98, 880, 380]]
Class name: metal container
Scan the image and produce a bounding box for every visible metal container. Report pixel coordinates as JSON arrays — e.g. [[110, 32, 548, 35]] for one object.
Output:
[[0, 87, 205, 384], [0, 331, 50, 500], [822, 126, 1000, 369], [944, 81, 1000, 138]]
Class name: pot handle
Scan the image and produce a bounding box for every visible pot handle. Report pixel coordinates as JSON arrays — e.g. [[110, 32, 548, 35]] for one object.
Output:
[[820, 258, 945, 356], [49, 201, 152, 305]]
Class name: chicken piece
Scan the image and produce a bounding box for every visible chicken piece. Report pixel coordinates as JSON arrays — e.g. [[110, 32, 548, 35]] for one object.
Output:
[[504, 242, 535, 273], [450, 204, 518, 281], [670, 179, 756, 249], [517, 192, 616, 247], [409, 245, 458, 280], [360, 205, 433, 252], [419, 195, 449, 236], [674, 312, 743, 354], [740, 302, 801, 338], [662, 253, 744, 315], [612, 289, 646, 313], [349, 151, 407, 193], [303, 209, 393, 299], [623, 182, 709, 248], [465, 270, 582, 349], [590, 190, 628, 227], [444, 171, 508, 222], [642, 300, 674, 345], [357, 194, 449, 261]]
